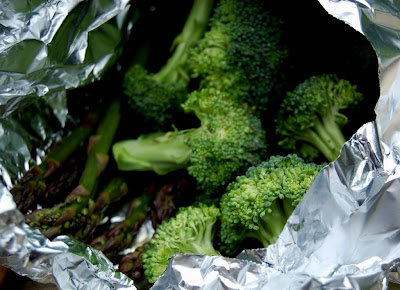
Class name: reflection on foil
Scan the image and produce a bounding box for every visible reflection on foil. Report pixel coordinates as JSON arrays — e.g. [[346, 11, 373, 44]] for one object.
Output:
[[0, 183, 135, 288], [0, 0, 137, 289], [0, 0, 131, 118]]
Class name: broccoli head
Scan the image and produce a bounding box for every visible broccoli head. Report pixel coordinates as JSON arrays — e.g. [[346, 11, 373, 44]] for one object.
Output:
[[123, 64, 188, 127], [112, 88, 267, 194], [189, 0, 287, 108], [219, 154, 325, 255], [276, 74, 363, 162], [123, 0, 215, 128], [142, 204, 220, 283]]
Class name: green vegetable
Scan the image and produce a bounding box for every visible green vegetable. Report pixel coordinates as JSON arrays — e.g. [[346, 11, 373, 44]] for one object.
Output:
[[11, 111, 99, 213], [112, 88, 267, 194], [190, 0, 287, 108], [142, 204, 220, 283], [276, 74, 363, 162], [219, 154, 325, 255], [24, 98, 121, 239], [90, 192, 152, 257], [123, 0, 214, 127]]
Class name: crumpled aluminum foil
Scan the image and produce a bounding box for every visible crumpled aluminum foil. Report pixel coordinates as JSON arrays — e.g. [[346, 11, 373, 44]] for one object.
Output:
[[0, 0, 131, 118], [150, 1, 400, 289], [0, 0, 137, 289], [1, 0, 400, 289]]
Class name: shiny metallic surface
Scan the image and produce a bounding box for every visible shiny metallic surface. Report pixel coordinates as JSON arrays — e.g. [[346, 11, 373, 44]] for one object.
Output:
[[1, 0, 400, 289], [0, 0, 136, 288], [0, 0, 130, 117], [0, 183, 136, 289]]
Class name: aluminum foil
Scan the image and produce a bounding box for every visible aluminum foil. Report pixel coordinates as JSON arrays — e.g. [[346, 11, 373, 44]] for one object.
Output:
[[1, 0, 400, 289], [0, 0, 131, 118], [0, 0, 137, 289], [150, 1, 400, 289]]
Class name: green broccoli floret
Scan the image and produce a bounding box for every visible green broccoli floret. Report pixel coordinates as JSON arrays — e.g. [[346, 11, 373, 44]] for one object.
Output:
[[189, 0, 287, 108], [219, 154, 325, 255], [276, 74, 363, 162], [142, 204, 220, 283], [112, 88, 267, 194], [123, 0, 215, 127]]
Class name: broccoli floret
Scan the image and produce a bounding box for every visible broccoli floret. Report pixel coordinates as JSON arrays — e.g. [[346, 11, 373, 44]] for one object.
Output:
[[219, 154, 325, 255], [123, 0, 215, 127], [142, 204, 220, 283], [189, 0, 287, 108], [276, 74, 363, 162], [112, 88, 267, 194]]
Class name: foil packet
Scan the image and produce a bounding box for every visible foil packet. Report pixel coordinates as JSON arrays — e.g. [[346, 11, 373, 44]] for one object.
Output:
[[0, 0, 136, 289], [0, 0, 399, 290]]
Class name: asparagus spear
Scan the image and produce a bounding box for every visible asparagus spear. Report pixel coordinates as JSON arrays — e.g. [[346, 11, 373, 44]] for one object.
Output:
[[118, 246, 151, 290], [89, 187, 154, 259], [25, 98, 121, 238], [11, 111, 99, 213], [37, 147, 86, 208], [116, 175, 195, 286], [74, 176, 129, 242]]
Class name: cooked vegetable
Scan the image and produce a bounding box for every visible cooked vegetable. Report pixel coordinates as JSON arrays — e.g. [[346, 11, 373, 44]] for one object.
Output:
[[112, 88, 267, 194], [276, 74, 363, 162], [219, 154, 325, 255], [123, 0, 214, 127], [11, 112, 99, 213], [24, 98, 121, 239], [142, 204, 220, 283], [190, 0, 287, 108]]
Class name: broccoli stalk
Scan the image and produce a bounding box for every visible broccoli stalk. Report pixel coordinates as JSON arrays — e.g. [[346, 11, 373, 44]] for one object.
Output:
[[112, 88, 267, 194], [123, 0, 214, 127], [189, 0, 287, 108], [219, 154, 325, 255], [142, 204, 221, 283], [276, 74, 363, 162]]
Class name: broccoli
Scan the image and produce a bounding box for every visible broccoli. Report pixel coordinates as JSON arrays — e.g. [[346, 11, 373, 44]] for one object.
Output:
[[189, 0, 287, 108], [112, 88, 267, 194], [142, 204, 221, 283], [219, 154, 325, 255], [123, 0, 215, 127], [276, 74, 363, 162]]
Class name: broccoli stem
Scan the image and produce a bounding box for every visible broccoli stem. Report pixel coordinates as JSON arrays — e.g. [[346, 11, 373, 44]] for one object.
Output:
[[112, 131, 192, 175], [248, 199, 289, 247], [154, 0, 215, 83], [190, 221, 220, 256], [322, 112, 347, 150], [299, 116, 345, 162]]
